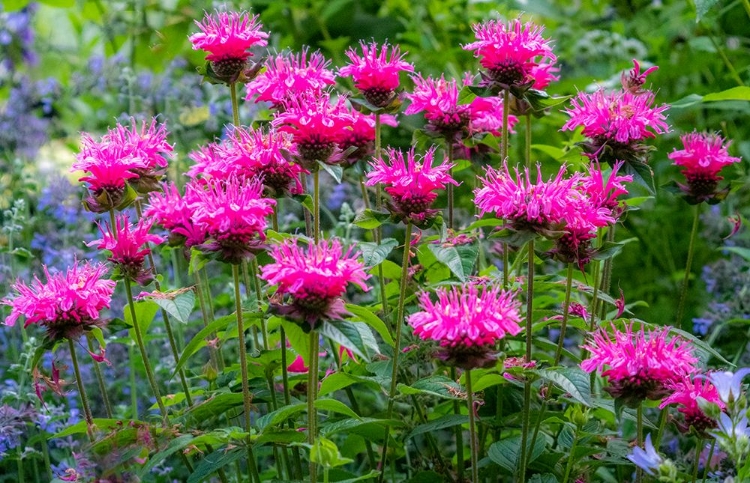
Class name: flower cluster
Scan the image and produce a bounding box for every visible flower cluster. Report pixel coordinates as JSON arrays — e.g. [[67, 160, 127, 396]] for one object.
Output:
[[404, 74, 471, 140], [408, 284, 521, 369], [189, 10, 268, 82], [660, 376, 724, 435], [144, 182, 207, 249], [3, 261, 115, 341], [260, 238, 370, 329], [668, 132, 741, 204], [463, 17, 557, 91], [581, 323, 698, 406], [338, 41, 414, 108], [366, 146, 457, 226]]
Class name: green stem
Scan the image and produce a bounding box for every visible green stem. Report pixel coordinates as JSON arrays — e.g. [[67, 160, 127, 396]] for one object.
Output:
[[16, 446, 24, 483], [194, 272, 221, 371], [232, 265, 256, 483], [40, 429, 52, 481], [134, 200, 193, 407], [562, 427, 579, 483], [676, 205, 700, 329], [452, 367, 464, 481], [598, 226, 616, 319], [124, 277, 169, 426], [692, 438, 704, 483], [466, 370, 479, 483], [447, 141, 454, 230], [241, 261, 260, 352], [250, 259, 268, 350], [375, 113, 383, 210], [86, 334, 113, 418], [314, 170, 321, 244], [524, 114, 531, 169], [230, 82, 241, 127], [129, 342, 138, 419], [636, 403, 644, 483], [554, 264, 574, 365], [501, 89, 511, 292], [68, 339, 94, 442], [518, 238, 535, 481], [702, 440, 715, 482], [378, 222, 413, 482], [308, 330, 320, 483], [654, 408, 668, 450], [703, 28, 746, 86]]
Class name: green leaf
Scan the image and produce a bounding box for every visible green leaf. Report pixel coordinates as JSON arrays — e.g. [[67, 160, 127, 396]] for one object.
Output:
[[309, 437, 354, 468], [2, 0, 31, 11], [281, 319, 312, 366], [254, 429, 307, 445], [695, 0, 719, 21], [124, 300, 159, 333], [54, 419, 131, 438], [257, 403, 307, 431], [398, 376, 463, 400], [408, 414, 469, 439], [590, 241, 626, 261], [703, 86, 750, 102], [724, 246, 750, 261], [534, 367, 592, 407], [354, 209, 391, 230], [315, 398, 361, 420], [358, 238, 398, 267], [138, 434, 195, 478], [320, 417, 405, 437], [319, 161, 344, 184], [320, 320, 380, 362], [319, 372, 359, 396], [152, 290, 195, 324], [528, 474, 560, 483], [189, 248, 209, 275], [38, 0, 75, 7], [183, 394, 245, 424], [488, 435, 547, 474], [621, 159, 655, 194], [428, 243, 478, 281], [670, 94, 703, 109], [531, 144, 567, 161], [292, 194, 314, 215], [187, 447, 243, 483], [346, 303, 394, 346], [668, 327, 733, 367], [173, 313, 236, 378]]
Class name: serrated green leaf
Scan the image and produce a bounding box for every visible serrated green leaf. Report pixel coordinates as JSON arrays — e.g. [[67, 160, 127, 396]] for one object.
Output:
[[398, 376, 463, 400], [703, 86, 750, 102], [407, 414, 468, 440], [488, 435, 547, 474], [254, 429, 307, 445], [428, 243, 477, 281], [320, 320, 380, 362], [358, 238, 398, 267], [315, 398, 360, 419], [534, 367, 592, 407], [354, 209, 391, 229], [54, 418, 132, 438], [668, 326, 733, 367], [124, 300, 159, 333], [724, 246, 750, 262], [187, 447, 243, 483], [281, 319, 312, 366], [346, 303, 394, 346], [257, 403, 307, 431], [189, 248, 209, 275], [182, 394, 245, 424], [138, 435, 195, 478], [152, 290, 195, 324], [319, 161, 344, 184]]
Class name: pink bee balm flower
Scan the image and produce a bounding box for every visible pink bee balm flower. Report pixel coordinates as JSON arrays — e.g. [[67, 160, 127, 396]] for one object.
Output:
[[581, 323, 698, 406], [408, 284, 522, 369], [3, 261, 115, 341], [189, 10, 269, 81], [188, 176, 276, 264], [338, 111, 398, 166], [144, 182, 207, 249], [668, 132, 741, 203], [468, 95, 519, 136], [186, 142, 224, 180], [88, 214, 164, 286], [463, 18, 556, 90], [579, 161, 633, 215], [405, 74, 471, 140], [338, 41, 414, 107], [272, 91, 354, 167], [73, 132, 145, 213], [245, 49, 336, 107], [474, 162, 581, 235], [220, 126, 306, 196], [365, 146, 458, 226], [260, 238, 370, 329], [622, 59, 659, 95], [562, 88, 669, 165], [660, 376, 725, 436]]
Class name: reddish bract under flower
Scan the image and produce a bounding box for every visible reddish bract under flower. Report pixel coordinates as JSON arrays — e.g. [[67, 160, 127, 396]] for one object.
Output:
[[463, 18, 556, 89], [365, 146, 457, 225], [88, 214, 164, 286], [260, 238, 370, 328], [405, 74, 471, 139], [272, 91, 354, 166], [581, 323, 698, 406], [408, 284, 522, 369], [660, 376, 725, 435], [189, 10, 268, 63], [245, 49, 336, 107], [188, 176, 276, 264], [3, 261, 115, 341], [338, 41, 414, 107]]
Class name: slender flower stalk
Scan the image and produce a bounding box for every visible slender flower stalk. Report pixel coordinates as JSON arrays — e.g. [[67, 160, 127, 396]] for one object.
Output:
[[676, 200, 701, 328], [518, 238, 535, 480], [554, 264, 574, 365], [86, 334, 113, 418], [466, 370, 479, 483], [308, 330, 320, 483], [379, 222, 413, 481], [68, 338, 94, 441], [636, 403, 644, 483]]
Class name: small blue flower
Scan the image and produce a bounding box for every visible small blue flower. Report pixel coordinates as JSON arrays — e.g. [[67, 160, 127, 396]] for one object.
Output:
[[627, 433, 661, 476], [708, 368, 750, 404]]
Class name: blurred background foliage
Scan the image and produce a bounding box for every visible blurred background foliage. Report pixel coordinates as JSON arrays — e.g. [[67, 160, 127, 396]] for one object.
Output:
[[1, 0, 749, 362]]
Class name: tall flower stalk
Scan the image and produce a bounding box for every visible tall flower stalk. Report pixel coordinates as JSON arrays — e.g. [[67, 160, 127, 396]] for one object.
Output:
[[68, 339, 95, 441]]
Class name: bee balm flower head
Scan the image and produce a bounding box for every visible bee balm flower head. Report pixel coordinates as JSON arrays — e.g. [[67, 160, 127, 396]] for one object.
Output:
[[3, 261, 115, 341], [260, 238, 370, 330], [404, 74, 471, 140], [338, 41, 414, 108], [408, 284, 522, 369], [660, 376, 725, 436]]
